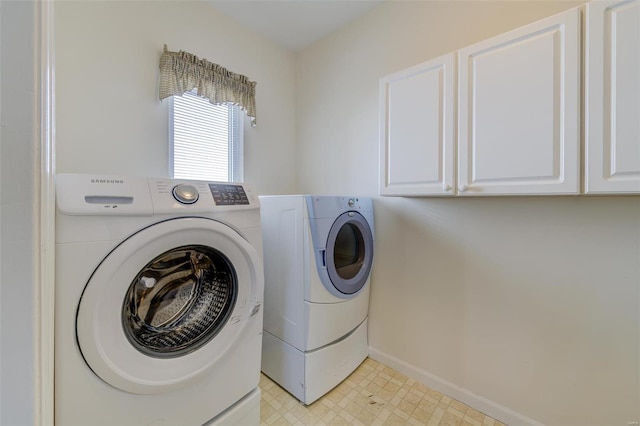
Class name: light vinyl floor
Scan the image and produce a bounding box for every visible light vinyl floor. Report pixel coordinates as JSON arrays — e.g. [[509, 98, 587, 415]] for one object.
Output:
[[259, 357, 507, 426]]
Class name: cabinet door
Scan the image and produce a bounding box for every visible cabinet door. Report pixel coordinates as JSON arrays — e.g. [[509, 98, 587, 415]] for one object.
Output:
[[458, 7, 581, 196], [379, 53, 455, 196], [585, 0, 640, 194]]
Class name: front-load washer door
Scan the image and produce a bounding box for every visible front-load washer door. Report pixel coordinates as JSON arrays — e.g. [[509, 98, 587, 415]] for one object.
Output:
[[324, 212, 374, 296], [76, 217, 263, 395]]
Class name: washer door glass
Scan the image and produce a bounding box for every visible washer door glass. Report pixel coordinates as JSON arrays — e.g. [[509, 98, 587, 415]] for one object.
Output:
[[123, 245, 236, 358], [76, 217, 262, 395], [326, 212, 374, 294]]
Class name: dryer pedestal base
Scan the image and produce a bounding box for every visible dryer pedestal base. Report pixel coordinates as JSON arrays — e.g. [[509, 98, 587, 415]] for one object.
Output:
[[261, 318, 368, 405]]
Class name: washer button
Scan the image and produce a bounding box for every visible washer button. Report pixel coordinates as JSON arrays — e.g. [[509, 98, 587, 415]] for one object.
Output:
[[172, 184, 199, 204]]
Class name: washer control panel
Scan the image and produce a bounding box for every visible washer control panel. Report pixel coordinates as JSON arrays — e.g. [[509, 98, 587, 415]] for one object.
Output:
[[149, 178, 259, 213], [208, 183, 250, 206], [55, 174, 260, 216]]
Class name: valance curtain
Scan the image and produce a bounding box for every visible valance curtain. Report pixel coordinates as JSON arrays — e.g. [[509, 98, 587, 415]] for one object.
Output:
[[159, 45, 257, 126]]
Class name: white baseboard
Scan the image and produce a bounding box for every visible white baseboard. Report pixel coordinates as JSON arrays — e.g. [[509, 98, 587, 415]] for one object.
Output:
[[368, 347, 544, 426]]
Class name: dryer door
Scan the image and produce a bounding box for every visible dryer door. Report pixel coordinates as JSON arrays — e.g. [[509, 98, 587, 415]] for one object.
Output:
[[76, 217, 263, 395], [325, 211, 374, 295]]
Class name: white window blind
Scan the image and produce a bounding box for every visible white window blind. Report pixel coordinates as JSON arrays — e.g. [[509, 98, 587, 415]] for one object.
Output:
[[170, 91, 243, 182]]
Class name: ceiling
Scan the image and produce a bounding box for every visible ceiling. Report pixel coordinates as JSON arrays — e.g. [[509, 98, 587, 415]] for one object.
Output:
[[207, 0, 386, 51]]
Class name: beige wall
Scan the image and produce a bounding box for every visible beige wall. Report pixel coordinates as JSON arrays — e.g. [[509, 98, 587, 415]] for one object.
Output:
[[296, 2, 639, 425], [55, 0, 297, 195]]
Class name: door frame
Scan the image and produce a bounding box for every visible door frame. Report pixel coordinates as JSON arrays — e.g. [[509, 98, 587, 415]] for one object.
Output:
[[38, 0, 55, 424]]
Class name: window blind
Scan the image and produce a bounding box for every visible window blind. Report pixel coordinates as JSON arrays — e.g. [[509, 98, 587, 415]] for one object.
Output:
[[171, 91, 242, 182]]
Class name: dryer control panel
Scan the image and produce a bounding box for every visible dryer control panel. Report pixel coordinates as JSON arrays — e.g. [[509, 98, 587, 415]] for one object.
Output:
[[305, 195, 373, 219]]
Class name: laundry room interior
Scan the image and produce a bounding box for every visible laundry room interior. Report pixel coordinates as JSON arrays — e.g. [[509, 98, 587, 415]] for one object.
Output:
[[1, 0, 639, 426]]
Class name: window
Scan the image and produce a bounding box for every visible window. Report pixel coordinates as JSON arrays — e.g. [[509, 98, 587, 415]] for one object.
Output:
[[169, 91, 243, 182]]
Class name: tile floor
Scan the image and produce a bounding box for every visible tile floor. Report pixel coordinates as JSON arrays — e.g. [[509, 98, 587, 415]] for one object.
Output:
[[259, 357, 507, 426]]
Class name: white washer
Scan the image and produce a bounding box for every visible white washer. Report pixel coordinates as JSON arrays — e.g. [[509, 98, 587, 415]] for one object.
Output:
[[55, 174, 264, 426], [259, 195, 374, 404]]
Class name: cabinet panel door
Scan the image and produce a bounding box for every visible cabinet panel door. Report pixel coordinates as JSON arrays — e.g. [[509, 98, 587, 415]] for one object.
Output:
[[379, 53, 455, 196], [458, 7, 580, 195], [585, 0, 640, 194]]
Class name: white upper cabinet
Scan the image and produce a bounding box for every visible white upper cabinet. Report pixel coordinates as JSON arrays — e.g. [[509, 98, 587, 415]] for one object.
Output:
[[584, 0, 640, 194], [379, 53, 455, 196], [457, 7, 581, 196]]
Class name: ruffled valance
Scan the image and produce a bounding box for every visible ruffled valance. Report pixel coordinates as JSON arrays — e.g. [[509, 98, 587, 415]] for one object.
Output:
[[159, 45, 257, 126]]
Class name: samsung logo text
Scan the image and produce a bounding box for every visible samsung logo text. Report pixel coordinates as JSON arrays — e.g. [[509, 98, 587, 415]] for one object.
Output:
[[91, 179, 124, 184]]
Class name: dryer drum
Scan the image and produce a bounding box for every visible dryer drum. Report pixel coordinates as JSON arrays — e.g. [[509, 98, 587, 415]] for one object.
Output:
[[122, 245, 237, 358]]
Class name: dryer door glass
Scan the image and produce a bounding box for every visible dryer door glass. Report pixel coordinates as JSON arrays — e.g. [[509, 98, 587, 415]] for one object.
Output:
[[326, 212, 374, 294], [334, 224, 365, 280], [122, 244, 237, 358]]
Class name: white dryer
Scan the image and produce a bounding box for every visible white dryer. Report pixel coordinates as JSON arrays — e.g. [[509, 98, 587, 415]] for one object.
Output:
[[55, 174, 264, 426], [260, 195, 374, 404]]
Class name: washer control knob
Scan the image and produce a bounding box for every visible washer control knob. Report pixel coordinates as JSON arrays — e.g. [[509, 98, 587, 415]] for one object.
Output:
[[348, 198, 355, 207], [172, 184, 199, 204]]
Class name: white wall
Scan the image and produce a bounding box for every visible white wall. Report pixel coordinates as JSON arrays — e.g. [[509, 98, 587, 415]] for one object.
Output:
[[296, 2, 640, 425], [55, 0, 297, 195], [0, 1, 38, 424]]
